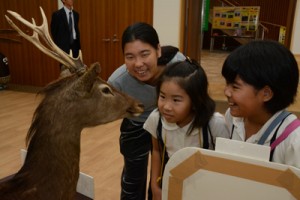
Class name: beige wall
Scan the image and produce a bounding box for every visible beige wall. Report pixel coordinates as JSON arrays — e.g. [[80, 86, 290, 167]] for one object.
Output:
[[58, 1, 63, 8], [291, 0, 300, 54], [153, 0, 182, 48]]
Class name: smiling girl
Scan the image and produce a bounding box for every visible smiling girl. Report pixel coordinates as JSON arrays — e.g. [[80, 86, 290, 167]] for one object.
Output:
[[143, 59, 229, 199]]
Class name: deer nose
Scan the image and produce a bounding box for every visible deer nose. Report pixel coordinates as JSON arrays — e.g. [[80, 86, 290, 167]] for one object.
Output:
[[137, 103, 144, 113], [138, 103, 144, 109], [127, 102, 144, 117]]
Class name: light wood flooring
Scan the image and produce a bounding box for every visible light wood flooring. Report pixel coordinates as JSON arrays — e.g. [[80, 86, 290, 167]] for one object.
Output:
[[0, 50, 300, 199]]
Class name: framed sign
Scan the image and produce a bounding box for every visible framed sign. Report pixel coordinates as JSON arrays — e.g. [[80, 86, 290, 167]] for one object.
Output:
[[212, 6, 260, 31]]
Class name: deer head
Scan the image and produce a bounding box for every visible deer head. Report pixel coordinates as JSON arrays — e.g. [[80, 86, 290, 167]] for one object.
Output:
[[4, 6, 145, 135]]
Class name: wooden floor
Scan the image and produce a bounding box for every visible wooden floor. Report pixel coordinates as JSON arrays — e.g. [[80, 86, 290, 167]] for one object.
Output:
[[0, 50, 299, 199]]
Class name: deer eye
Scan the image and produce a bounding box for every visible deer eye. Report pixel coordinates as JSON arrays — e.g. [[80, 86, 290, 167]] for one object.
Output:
[[99, 85, 113, 95], [102, 87, 110, 94]]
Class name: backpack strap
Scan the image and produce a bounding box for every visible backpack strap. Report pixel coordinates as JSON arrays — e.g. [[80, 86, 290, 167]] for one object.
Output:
[[208, 124, 215, 149], [156, 116, 169, 163], [156, 116, 169, 187], [156, 116, 163, 148], [270, 118, 300, 151], [258, 110, 291, 144], [230, 124, 235, 139], [202, 122, 209, 149], [269, 117, 286, 161], [202, 121, 214, 149]]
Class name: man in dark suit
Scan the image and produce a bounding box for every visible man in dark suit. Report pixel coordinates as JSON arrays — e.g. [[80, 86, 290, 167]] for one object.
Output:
[[51, 0, 81, 59]]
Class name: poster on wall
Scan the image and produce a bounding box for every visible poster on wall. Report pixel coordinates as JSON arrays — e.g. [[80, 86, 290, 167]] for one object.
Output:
[[212, 6, 260, 31], [279, 26, 286, 44]]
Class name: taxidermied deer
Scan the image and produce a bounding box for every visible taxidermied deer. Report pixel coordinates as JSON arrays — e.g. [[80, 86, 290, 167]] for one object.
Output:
[[0, 7, 143, 200]]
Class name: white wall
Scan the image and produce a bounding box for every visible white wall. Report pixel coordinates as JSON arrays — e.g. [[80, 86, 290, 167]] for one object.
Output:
[[291, 1, 300, 54], [153, 0, 182, 47]]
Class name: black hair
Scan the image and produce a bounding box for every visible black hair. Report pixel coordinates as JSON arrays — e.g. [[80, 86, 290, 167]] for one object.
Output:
[[157, 58, 215, 135], [222, 40, 299, 114], [121, 22, 160, 53], [157, 45, 179, 65]]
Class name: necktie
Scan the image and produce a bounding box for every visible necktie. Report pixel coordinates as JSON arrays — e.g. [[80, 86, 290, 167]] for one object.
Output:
[[69, 11, 74, 44]]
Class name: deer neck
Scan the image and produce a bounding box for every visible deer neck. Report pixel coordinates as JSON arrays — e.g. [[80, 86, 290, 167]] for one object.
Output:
[[14, 120, 83, 198]]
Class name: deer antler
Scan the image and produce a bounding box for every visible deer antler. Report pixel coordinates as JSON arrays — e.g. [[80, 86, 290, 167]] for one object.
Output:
[[5, 6, 86, 73]]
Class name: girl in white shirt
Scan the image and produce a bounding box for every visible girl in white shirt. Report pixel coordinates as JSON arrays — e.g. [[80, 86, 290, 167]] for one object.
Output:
[[144, 58, 229, 200]]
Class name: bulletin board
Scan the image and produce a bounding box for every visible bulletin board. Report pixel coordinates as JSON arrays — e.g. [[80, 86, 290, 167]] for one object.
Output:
[[212, 6, 260, 31]]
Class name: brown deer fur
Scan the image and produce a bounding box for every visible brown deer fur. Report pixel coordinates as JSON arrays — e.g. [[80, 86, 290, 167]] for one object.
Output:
[[0, 63, 144, 199]]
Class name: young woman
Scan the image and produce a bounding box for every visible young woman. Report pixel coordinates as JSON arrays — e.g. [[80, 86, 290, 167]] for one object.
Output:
[[108, 22, 185, 200], [222, 40, 300, 168], [143, 59, 230, 200]]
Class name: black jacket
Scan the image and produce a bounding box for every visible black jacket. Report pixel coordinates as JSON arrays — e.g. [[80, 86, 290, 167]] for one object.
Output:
[[50, 8, 80, 55]]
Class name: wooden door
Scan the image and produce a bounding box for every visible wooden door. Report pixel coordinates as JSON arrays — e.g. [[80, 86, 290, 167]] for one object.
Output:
[[75, 0, 153, 80], [183, 0, 202, 62]]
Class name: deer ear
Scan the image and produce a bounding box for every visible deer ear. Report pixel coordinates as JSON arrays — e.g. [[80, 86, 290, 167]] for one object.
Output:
[[74, 62, 101, 93]]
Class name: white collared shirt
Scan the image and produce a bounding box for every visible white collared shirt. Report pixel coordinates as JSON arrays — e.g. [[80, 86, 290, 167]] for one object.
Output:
[[63, 6, 76, 39], [144, 109, 229, 157], [225, 108, 300, 168]]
